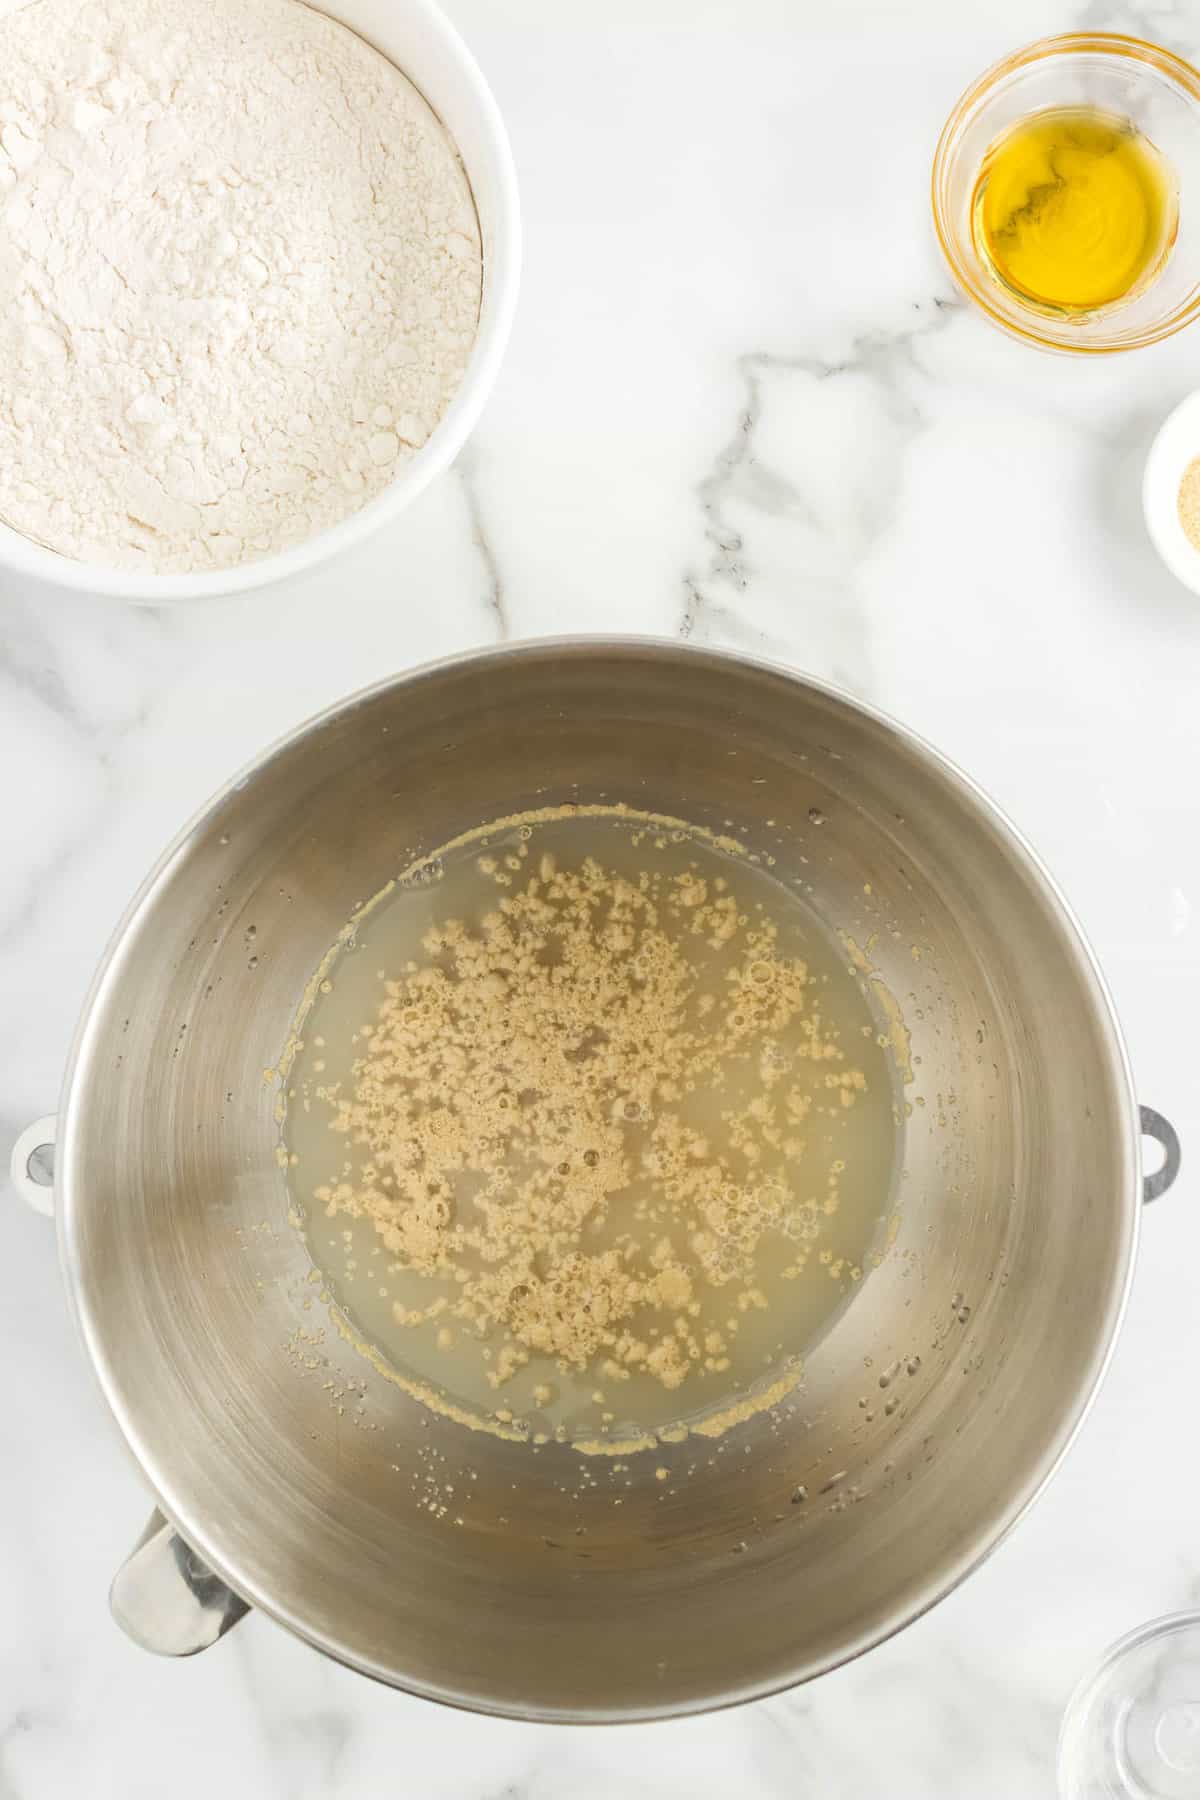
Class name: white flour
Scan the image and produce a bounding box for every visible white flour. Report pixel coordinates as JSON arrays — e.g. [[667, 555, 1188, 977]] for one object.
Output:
[[0, 0, 482, 573]]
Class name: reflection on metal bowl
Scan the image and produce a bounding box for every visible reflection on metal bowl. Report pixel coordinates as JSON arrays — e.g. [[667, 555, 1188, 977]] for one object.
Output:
[[42, 640, 1175, 1720]]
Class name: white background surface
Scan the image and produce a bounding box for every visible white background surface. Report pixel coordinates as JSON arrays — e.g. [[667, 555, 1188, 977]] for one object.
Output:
[[4, 1, 1200, 1794]]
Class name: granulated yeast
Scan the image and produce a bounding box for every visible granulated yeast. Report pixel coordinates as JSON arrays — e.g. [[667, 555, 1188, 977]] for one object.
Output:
[[285, 808, 895, 1444], [0, 0, 481, 571], [1179, 455, 1200, 554]]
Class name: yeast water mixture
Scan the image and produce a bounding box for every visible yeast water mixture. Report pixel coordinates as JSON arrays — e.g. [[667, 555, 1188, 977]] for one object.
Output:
[[282, 806, 900, 1449]]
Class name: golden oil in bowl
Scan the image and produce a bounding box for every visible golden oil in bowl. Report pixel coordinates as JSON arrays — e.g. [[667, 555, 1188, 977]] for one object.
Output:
[[970, 105, 1178, 316]]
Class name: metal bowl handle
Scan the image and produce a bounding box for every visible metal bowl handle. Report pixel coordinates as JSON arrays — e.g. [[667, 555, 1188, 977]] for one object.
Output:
[[9, 1115, 56, 1218], [9, 1115, 252, 1655], [109, 1511, 250, 1656], [1141, 1106, 1182, 1203]]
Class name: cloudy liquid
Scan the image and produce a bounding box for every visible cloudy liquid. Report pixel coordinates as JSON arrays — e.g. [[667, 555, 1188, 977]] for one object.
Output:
[[283, 809, 900, 1445]]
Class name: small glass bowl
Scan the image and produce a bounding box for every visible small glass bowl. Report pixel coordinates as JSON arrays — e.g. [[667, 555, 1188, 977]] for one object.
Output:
[[1059, 1614, 1200, 1798], [932, 33, 1200, 353]]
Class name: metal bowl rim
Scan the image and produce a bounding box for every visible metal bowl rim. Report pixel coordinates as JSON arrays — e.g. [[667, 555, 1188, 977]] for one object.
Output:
[[55, 635, 1141, 1721]]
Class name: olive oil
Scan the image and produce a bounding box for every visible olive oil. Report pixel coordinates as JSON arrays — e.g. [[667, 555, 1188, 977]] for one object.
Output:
[[971, 105, 1177, 315]]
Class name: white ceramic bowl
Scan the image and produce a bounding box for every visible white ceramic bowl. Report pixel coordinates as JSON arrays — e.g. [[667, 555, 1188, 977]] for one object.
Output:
[[0, 0, 520, 604], [1143, 389, 1200, 595]]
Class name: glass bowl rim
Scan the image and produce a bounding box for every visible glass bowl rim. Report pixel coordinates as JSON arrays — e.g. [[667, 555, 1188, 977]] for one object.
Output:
[[931, 31, 1200, 354]]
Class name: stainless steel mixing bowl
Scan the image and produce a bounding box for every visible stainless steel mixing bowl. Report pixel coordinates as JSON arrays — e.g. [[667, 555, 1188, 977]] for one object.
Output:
[[19, 641, 1180, 1719]]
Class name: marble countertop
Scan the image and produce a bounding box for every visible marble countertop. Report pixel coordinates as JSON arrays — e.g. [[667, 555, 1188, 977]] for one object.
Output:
[[5, 0, 1200, 1793]]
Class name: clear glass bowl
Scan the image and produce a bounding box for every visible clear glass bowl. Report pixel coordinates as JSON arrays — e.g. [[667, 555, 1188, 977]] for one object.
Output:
[[1059, 1614, 1200, 1798], [932, 34, 1200, 353]]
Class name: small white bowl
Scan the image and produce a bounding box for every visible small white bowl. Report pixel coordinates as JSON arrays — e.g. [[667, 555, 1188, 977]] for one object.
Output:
[[1143, 389, 1200, 595], [0, 0, 520, 604]]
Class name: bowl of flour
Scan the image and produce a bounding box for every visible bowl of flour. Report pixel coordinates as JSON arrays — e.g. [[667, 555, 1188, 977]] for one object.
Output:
[[0, 0, 519, 599]]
